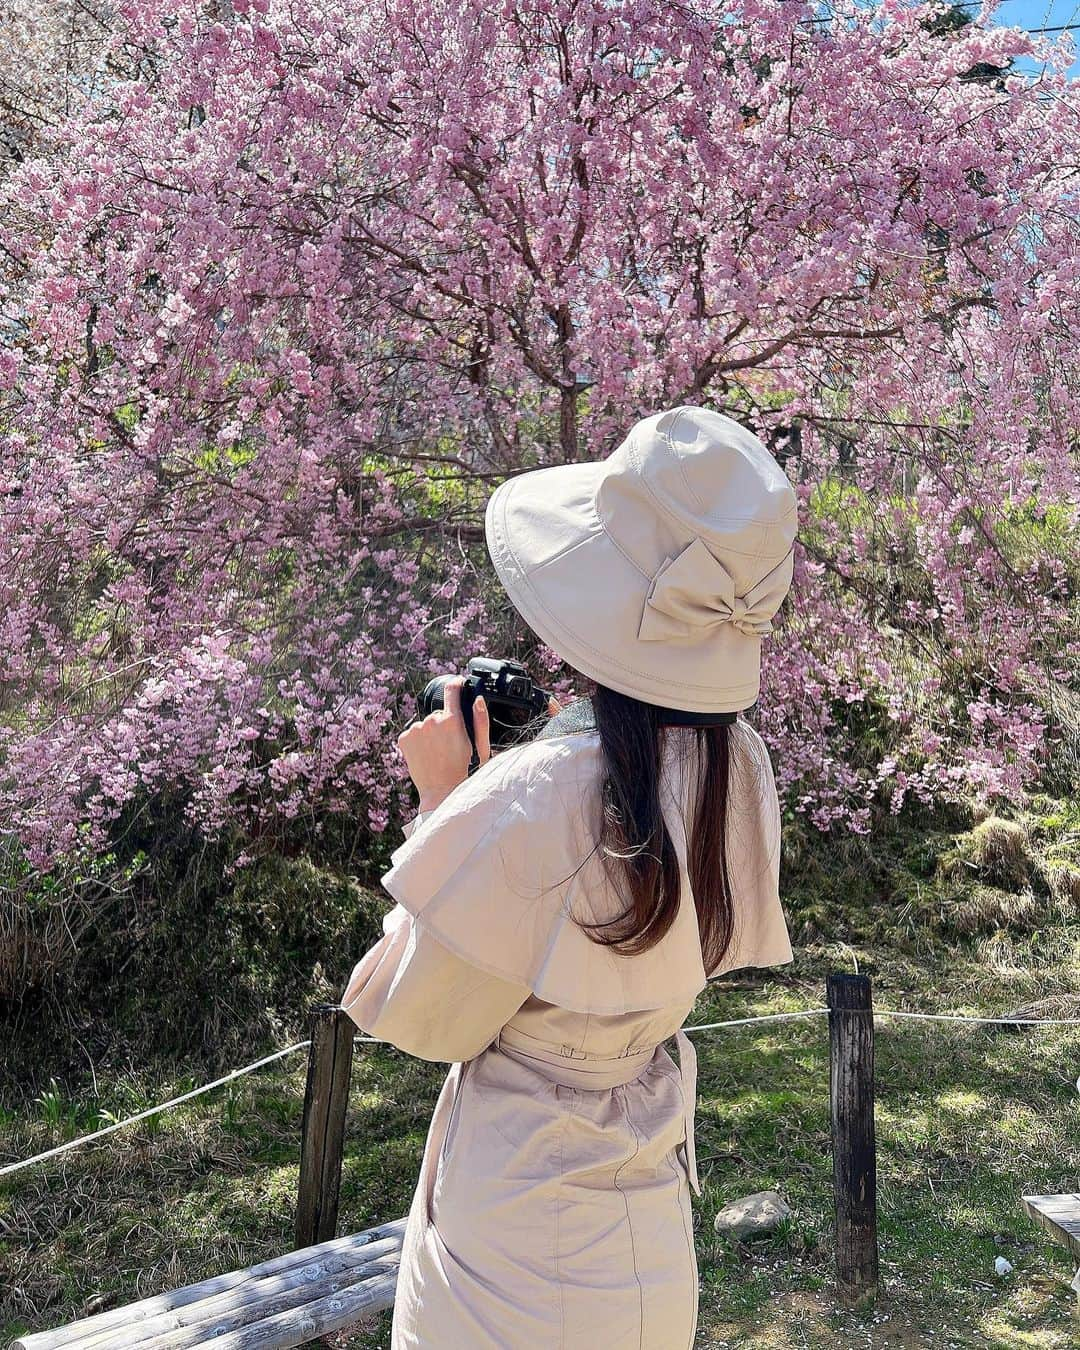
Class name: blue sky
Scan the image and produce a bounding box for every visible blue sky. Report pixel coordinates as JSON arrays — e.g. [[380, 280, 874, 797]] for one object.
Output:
[[838, 2, 1079, 79], [969, 2, 1078, 79]]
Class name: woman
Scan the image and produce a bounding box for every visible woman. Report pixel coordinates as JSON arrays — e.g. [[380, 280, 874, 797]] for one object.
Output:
[[343, 404, 798, 1348]]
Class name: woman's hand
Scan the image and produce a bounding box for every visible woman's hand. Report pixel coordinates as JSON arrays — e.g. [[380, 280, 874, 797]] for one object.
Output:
[[396, 677, 491, 815], [397, 680, 563, 815]]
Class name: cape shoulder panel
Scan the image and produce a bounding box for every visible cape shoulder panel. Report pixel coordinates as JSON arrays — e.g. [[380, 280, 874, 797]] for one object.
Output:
[[380, 723, 792, 1015]]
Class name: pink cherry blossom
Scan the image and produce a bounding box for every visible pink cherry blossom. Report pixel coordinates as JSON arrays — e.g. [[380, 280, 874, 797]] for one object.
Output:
[[0, 0, 1077, 870]]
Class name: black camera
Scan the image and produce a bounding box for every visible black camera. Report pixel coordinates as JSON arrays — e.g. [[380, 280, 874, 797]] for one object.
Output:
[[419, 657, 552, 755]]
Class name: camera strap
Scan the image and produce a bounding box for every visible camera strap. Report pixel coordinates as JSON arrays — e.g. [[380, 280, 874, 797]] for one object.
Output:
[[537, 698, 596, 739]]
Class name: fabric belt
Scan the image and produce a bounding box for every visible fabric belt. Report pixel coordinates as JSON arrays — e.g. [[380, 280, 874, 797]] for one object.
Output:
[[672, 1027, 701, 1197], [493, 1023, 701, 1197]]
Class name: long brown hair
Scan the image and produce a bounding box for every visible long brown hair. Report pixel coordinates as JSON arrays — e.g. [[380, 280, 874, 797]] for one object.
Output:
[[574, 682, 736, 975]]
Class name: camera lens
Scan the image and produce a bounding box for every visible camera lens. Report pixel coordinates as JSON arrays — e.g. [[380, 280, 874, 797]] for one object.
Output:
[[419, 675, 453, 716]]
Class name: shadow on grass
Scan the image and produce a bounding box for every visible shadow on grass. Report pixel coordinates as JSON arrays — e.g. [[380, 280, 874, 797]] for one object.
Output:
[[2, 970, 1077, 1348]]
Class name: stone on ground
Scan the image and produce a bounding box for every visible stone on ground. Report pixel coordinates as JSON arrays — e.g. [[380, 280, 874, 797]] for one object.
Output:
[[713, 1189, 792, 1240]]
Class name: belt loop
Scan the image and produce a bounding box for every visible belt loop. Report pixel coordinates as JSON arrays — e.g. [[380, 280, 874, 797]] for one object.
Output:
[[674, 1027, 701, 1197]]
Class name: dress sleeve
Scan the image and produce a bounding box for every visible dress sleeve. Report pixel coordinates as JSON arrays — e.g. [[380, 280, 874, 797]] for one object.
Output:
[[341, 751, 552, 1060], [342, 903, 531, 1063]]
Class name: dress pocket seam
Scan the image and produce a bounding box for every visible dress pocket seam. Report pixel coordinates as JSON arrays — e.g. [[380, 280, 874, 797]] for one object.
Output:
[[425, 1060, 470, 1231]]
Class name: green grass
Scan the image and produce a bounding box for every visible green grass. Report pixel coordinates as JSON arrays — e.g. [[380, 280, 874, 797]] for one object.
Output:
[[2, 805, 1079, 1348]]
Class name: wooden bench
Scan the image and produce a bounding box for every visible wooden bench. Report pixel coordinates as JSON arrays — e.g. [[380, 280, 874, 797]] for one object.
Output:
[[12, 1218, 405, 1350], [1021, 1193, 1080, 1301], [12, 1008, 403, 1350]]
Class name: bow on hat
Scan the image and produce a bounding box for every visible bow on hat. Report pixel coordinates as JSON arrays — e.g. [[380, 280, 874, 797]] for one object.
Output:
[[637, 537, 794, 643]]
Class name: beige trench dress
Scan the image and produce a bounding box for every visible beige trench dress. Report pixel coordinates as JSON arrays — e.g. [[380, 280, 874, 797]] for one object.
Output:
[[343, 719, 792, 1349]]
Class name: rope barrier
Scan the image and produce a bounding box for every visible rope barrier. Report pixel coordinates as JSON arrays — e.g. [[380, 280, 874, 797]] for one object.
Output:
[[0, 1034, 396, 1181], [872, 1008, 1080, 1026], [684, 1007, 1080, 1031], [0, 1041, 312, 1180], [683, 1008, 828, 1030], [3, 1006, 1078, 1182]]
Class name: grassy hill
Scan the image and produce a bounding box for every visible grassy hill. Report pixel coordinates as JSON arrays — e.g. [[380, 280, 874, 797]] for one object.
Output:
[[2, 795, 1078, 1347]]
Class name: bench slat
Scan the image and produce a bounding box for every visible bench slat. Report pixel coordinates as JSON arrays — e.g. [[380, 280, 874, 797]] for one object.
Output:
[[175, 1270, 400, 1350], [132, 1257, 401, 1350], [12, 1220, 406, 1350], [70, 1243, 402, 1350], [1021, 1194, 1080, 1261]]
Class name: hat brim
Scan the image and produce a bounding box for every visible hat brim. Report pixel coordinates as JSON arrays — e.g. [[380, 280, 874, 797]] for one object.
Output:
[[484, 463, 763, 714]]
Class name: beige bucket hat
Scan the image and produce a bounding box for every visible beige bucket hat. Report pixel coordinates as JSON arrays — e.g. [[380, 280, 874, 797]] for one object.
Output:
[[484, 405, 798, 713]]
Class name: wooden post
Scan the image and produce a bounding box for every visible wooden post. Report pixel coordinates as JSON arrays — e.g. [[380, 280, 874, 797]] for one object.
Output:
[[296, 1004, 355, 1249], [827, 972, 879, 1309]]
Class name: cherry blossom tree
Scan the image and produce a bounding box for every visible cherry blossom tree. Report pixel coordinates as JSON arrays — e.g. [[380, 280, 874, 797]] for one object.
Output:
[[1, 0, 1078, 872], [0, 1, 116, 170]]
